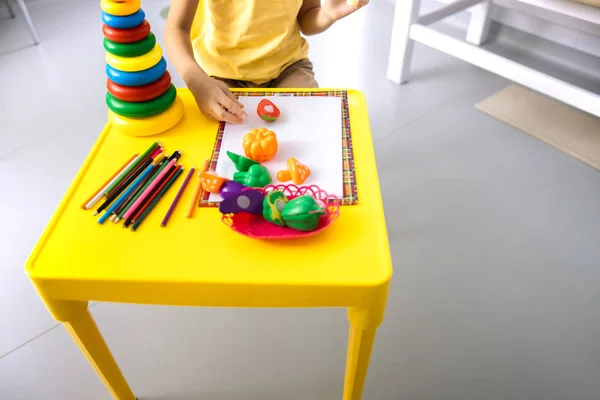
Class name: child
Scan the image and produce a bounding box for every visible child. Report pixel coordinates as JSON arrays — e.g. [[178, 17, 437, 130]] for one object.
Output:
[[164, 0, 368, 124]]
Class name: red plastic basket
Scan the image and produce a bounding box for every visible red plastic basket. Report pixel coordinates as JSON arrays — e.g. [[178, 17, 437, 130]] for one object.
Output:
[[221, 184, 340, 240]]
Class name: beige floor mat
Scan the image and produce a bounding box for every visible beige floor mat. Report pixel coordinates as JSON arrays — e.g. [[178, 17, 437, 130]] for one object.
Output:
[[476, 84, 600, 171]]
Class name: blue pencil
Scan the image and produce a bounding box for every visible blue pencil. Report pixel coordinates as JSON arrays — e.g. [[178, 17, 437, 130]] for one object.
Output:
[[98, 164, 154, 224]]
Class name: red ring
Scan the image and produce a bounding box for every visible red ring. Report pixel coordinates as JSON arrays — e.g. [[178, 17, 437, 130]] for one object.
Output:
[[102, 20, 151, 44], [107, 71, 172, 102]]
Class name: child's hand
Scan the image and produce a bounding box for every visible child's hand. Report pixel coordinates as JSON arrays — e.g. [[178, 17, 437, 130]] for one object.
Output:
[[322, 0, 369, 21], [189, 76, 247, 124]]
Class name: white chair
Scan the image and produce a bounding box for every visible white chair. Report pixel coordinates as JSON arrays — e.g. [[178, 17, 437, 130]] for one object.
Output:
[[3, 0, 39, 44]]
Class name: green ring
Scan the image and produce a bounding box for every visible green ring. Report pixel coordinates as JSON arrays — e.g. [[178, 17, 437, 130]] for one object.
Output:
[[106, 84, 177, 118], [104, 33, 156, 58]]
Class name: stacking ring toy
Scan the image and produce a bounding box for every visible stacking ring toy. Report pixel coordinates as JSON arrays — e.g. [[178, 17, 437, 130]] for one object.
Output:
[[107, 71, 171, 102], [102, 20, 150, 43], [109, 95, 184, 137], [102, 9, 145, 29], [100, 0, 141, 16], [106, 84, 177, 118], [106, 57, 166, 86], [106, 44, 162, 72], [104, 33, 156, 58]]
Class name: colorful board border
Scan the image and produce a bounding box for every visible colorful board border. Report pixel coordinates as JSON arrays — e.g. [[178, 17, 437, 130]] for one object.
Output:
[[199, 90, 358, 206]]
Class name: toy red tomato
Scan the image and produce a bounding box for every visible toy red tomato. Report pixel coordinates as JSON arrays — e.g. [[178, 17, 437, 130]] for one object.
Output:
[[257, 99, 280, 122]]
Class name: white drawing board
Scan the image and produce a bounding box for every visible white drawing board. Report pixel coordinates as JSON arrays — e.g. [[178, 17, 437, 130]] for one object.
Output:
[[208, 95, 344, 202]]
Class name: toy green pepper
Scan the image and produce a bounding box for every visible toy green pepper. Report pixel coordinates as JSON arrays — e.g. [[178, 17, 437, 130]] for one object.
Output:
[[233, 164, 271, 188], [263, 190, 288, 226], [227, 151, 258, 172], [281, 195, 325, 231]]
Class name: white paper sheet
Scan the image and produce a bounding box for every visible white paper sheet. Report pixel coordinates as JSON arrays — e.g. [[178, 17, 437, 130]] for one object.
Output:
[[209, 95, 344, 202]]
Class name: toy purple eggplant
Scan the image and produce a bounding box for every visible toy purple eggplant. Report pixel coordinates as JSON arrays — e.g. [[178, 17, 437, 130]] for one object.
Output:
[[219, 190, 265, 215], [219, 180, 246, 200]]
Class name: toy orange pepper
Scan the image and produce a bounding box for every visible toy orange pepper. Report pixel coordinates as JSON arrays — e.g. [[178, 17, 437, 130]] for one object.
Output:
[[200, 171, 227, 193], [277, 158, 311, 185], [243, 128, 278, 162]]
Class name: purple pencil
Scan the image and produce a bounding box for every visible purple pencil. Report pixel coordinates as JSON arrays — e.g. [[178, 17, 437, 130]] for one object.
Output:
[[161, 167, 195, 227]]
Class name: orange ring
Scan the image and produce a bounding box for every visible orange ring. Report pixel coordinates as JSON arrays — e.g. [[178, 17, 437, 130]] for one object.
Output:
[[102, 20, 150, 44], [107, 71, 172, 102]]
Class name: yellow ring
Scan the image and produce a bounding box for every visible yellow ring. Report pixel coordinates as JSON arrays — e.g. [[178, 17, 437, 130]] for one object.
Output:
[[109, 95, 184, 136], [106, 44, 163, 72], [100, 0, 141, 17]]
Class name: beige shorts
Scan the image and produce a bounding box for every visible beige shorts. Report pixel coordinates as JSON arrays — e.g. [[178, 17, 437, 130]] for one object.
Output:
[[213, 59, 318, 89]]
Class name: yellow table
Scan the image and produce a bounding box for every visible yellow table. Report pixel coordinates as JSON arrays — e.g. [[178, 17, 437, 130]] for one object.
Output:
[[26, 89, 392, 400]]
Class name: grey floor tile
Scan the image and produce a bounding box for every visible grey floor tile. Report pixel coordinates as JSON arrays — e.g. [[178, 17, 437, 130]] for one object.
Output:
[[0, 130, 95, 356], [369, 75, 600, 400], [0, 304, 349, 400]]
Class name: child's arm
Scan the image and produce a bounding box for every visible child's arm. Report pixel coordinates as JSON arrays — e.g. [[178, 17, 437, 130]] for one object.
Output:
[[298, 0, 368, 36], [165, 0, 246, 124]]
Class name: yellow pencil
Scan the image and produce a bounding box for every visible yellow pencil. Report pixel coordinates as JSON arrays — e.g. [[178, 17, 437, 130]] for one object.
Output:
[[187, 158, 209, 218]]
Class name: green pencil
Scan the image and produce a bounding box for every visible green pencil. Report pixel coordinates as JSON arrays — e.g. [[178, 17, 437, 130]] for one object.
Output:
[[115, 155, 168, 222], [105, 141, 158, 195], [131, 168, 183, 231]]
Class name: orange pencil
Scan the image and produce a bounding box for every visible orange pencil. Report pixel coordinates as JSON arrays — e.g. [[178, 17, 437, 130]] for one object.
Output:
[[81, 153, 138, 210], [187, 158, 209, 218]]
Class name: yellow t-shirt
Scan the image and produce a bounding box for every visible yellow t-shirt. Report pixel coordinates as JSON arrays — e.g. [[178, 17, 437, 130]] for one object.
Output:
[[191, 0, 309, 84]]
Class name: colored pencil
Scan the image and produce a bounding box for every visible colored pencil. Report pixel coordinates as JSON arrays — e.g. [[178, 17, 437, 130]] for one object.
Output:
[[82, 153, 137, 210], [130, 165, 180, 225], [94, 157, 152, 215], [161, 167, 195, 227], [122, 159, 176, 222], [112, 156, 167, 221], [168, 150, 181, 161], [97, 164, 154, 224], [187, 158, 209, 218], [104, 141, 158, 196], [105, 147, 158, 199], [150, 146, 163, 159], [132, 168, 184, 231], [114, 156, 169, 222], [125, 162, 179, 227]]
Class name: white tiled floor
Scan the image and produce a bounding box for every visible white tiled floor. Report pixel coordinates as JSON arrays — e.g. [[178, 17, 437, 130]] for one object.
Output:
[[2, 0, 600, 399]]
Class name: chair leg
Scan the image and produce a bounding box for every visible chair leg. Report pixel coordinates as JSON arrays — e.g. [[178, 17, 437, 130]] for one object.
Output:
[[14, 0, 39, 44], [386, 0, 422, 84], [466, 0, 493, 45], [4, 0, 16, 18]]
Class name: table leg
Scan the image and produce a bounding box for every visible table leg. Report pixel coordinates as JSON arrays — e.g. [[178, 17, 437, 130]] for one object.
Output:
[[342, 307, 383, 400], [63, 310, 136, 400]]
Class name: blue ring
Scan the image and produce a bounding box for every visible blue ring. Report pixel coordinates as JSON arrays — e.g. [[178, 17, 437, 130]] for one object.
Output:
[[106, 57, 167, 87], [101, 9, 145, 29]]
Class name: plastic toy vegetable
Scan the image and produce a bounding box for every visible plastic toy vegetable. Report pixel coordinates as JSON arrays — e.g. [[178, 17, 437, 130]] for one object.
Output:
[[233, 164, 272, 188], [277, 158, 310, 185], [243, 128, 278, 162], [219, 190, 264, 215], [227, 151, 258, 172], [219, 181, 246, 200], [262, 190, 288, 226], [200, 171, 227, 193], [281, 195, 325, 231], [256, 99, 280, 122]]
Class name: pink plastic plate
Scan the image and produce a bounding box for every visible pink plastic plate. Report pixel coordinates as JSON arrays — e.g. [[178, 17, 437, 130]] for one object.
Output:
[[222, 184, 340, 240]]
